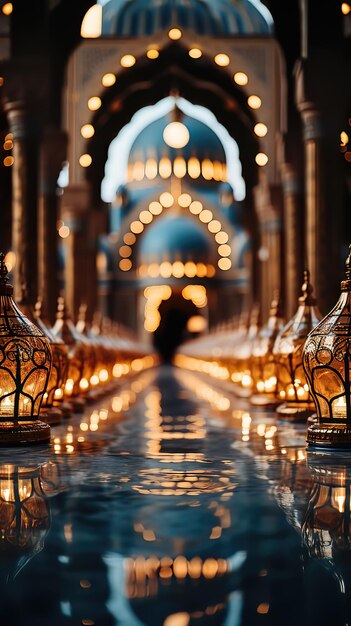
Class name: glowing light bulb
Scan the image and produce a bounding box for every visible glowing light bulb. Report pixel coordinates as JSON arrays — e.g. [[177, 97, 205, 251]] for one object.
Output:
[[214, 53, 230, 67], [254, 123, 268, 137], [81, 124, 95, 139], [120, 54, 136, 68], [234, 72, 248, 85], [163, 122, 190, 149], [248, 95, 262, 110], [168, 28, 182, 40]]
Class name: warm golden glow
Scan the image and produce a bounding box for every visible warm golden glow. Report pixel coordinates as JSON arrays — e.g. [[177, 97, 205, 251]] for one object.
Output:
[[178, 193, 192, 207], [133, 160, 145, 181], [147, 49, 159, 59], [3, 139, 13, 150], [148, 263, 159, 278], [102, 73, 116, 87], [254, 123, 268, 137], [184, 261, 197, 278], [197, 263, 207, 278], [255, 152, 269, 166], [79, 154, 92, 167], [214, 53, 230, 67], [187, 316, 207, 333], [159, 157, 172, 178], [188, 156, 201, 179], [149, 201, 163, 215], [199, 209, 213, 223], [213, 161, 223, 182], [234, 71, 248, 85], [218, 244, 231, 257], [4, 251, 16, 273], [163, 122, 190, 149], [81, 124, 95, 139], [130, 221, 144, 234], [139, 210, 153, 224], [120, 54, 136, 68], [182, 285, 207, 307], [2, 3, 13, 15], [248, 95, 262, 109], [218, 258, 232, 270], [340, 131, 349, 145], [119, 259, 132, 271], [145, 158, 158, 179], [160, 192, 174, 208], [58, 225, 70, 239], [160, 262, 173, 278], [3, 156, 14, 167], [81, 4, 102, 38], [202, 159, 214, 180], [342, 2, 351, 14], [173, 261, 185, 278], [208, 220, 221, 233], [189, 48, 202, 59], [215, 231, 229, 244], [189, 200, 203, 215], [168, 27, 182, 40], [123, 232, 136, 245], [88, 96, 102, 111], [174, 156, 187, 178], [119, 245, 132, 258]]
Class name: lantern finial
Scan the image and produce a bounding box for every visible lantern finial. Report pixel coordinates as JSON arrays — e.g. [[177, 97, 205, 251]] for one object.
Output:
[[0, 252, 8, 284], [299, 269, 316, 305], [341, 244, 351, 291], [0, 252, 12, 296]]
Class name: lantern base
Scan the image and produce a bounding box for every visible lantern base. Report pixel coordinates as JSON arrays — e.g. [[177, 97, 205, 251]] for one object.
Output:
[[56, 401, 73, 418], [232, 384, 252, 399], [0, 421, 51, 445], [250, 394, 280, 409], [307, 422, 351, 449], [72, 397, 86, 413], [41, 408, 63, 426], [276, 402, 315, 422]]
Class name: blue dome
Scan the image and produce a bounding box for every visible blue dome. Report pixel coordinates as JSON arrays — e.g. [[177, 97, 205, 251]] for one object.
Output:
[[102, 0, 273, 37], [129, 113, 226, 163], [139, 215, 214, 263]]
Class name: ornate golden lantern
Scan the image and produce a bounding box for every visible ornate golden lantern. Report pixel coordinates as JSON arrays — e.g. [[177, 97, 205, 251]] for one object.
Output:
[[304, 247, 351, 448], [51, 297, 86, 413], [250, 292, 285, 408], [273, 271, 322, 420], [302, 459, 351, 560], [0, 254, 51, 444], [33, 299, 69, 419], [0, 461, 62, 579], [231, 305, 260, 397]]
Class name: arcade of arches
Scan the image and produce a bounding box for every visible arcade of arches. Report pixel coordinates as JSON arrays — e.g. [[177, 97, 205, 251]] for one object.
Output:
[[0, 2, 351, 624]]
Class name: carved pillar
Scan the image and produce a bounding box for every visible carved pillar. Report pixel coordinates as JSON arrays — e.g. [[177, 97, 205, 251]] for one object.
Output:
[[5, 102, 40, 303], [61, 183, 97, 321], [282, 164, 303, 319], [299, 103, 326, 303], [254, 178, 282, 321], [38, 128, 67, 324]]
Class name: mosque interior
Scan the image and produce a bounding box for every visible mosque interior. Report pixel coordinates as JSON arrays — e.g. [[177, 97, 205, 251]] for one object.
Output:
[[0, 1, 351, 625]]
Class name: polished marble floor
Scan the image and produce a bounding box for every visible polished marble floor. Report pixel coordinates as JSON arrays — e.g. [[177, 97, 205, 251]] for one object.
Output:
[[1, 366, 350, 626]]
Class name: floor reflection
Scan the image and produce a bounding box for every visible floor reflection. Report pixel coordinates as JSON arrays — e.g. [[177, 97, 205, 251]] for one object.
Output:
[[1, 367, 351, 625]]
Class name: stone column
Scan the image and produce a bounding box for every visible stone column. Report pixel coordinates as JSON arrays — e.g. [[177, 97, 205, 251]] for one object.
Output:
[[5, 102, 40, 303], [60, 183, 97, 321], [281, 164, 303, 319], [299, 103, 326, 303], [38, 128, 67, 324], [254, 178, 282, 321]]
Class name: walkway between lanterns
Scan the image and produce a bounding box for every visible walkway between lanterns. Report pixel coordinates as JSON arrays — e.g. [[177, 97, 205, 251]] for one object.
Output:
[[0, 366, 347, 626]]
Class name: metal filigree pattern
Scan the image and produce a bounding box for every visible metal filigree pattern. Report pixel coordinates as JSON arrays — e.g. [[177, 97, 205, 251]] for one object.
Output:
[[303, 292, 351, 423]]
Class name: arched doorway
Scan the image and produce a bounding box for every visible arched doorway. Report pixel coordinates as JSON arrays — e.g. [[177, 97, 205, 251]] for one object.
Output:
[[154, 292, 206, 362]]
